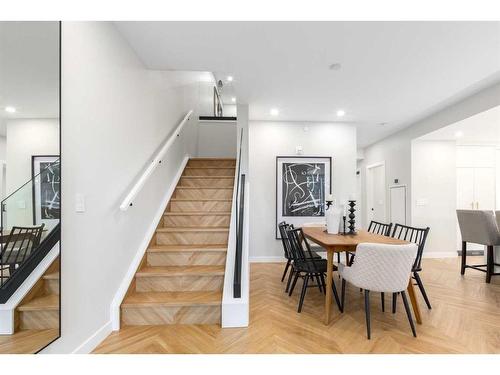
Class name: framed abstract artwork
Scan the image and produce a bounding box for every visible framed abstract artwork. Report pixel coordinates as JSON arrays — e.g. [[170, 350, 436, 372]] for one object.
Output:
[[276, 156, 332, 238], [31, 155, 60, 228]]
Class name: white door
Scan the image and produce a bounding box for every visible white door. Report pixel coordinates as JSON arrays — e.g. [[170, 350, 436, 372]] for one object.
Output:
[[474, 168, 496, 210], [390, 185, 406, 225], [367, 164, 386, 223], [457, 168, 475, 210]]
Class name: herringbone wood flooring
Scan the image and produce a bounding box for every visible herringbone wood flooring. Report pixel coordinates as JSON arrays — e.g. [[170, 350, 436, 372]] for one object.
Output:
[[94, 257, 500, 354]]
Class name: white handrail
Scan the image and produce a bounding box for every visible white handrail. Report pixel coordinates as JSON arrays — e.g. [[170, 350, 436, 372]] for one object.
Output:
[[119, 110, 193, 211]]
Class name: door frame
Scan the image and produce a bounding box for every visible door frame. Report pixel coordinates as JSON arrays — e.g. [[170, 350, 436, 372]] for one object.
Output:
[[366, 161, 387, 225]]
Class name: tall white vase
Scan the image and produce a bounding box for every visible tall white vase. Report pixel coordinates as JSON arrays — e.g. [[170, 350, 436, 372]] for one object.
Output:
[[326, 206, 342, 234]]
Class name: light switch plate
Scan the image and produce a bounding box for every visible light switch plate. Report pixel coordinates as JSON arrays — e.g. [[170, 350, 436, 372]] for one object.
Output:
[[75, 193, 85, 212]]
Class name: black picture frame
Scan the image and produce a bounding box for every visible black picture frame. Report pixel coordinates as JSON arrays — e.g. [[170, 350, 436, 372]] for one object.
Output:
[[275, 156, 332, 239]]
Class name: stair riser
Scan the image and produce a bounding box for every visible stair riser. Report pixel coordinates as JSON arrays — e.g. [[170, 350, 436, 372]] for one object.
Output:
[[183, 168, 235, 177], [136, 275, 223, 292], [175, 188, 233, 199], [19, 310, 59, 330], [163, 214, 230, 227], [44, 279, 59, 295], [121, 305, 220, 325], [169, 200, 232, 212], [147, 251, 226, 266], [156, 231, 229, 245], [187, 160, 236, 168], [178, 177, 234, 188]]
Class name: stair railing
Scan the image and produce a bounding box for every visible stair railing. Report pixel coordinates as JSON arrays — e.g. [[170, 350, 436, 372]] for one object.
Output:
[[233, 128, 244, 298], [119, 110, 193, 211]]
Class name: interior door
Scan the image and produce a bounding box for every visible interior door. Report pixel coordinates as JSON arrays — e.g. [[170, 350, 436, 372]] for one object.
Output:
[[390, 185, 406, 225], [474, 168, 496, 210], [457, 168, 477, 250], [367, 164, 386, 223]]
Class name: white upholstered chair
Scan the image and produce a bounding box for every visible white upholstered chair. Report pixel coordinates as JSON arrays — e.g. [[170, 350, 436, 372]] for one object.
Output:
[[339, 242, 418, 339]]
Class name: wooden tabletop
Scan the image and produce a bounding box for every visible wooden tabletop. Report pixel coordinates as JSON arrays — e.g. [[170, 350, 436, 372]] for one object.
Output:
[[302, 227, 408, 251]]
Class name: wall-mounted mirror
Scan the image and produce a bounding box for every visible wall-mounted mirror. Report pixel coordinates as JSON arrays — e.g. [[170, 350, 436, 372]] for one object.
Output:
[[0, 21, 60, 354]]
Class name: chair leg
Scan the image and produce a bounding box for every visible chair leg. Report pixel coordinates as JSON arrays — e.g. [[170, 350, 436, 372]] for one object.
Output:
[[320, 273, 327, 295], [285, 268, 295, 293], [364, 290, 371, 339], [381, 292, 385, 312], [400, 291, 417, 337], [413, 271, 432, 309], [461, 241, 467, 275], [487, 245, 494, 284], [315, 274, 323, 293], [289, 272, 300, 296], [331, 277, 342, 312], [281, 259, 291, 282], [392, 292, 397, 313], [341, 278, 346, 312], [298, 274, 310, 313]]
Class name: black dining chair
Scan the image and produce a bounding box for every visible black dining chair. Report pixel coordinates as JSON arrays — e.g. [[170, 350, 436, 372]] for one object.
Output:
[[278, 222, 321, 292], [286, 226, 342, 313], [390, 223, 431, 312]]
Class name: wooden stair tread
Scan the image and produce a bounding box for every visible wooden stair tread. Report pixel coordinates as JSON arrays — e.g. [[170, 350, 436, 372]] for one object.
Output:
[[185, 167, 235, 169], [170, 198, 232, 202], [17, 294, 59, 311], [122, 291, 222, 307], [189, 158, 236, 161], [43, 272, 59, 280], [164, 212, 230, 216], [180, 176, 234, 179], [136, 265, 225, 277], [175, 187, 233, 190], [156, 227, 229, 233], [148, 245, 227, 253]]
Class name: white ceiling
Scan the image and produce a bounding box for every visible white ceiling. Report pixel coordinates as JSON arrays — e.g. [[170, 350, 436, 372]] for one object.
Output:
[[115, 21, 500, 147], [0, 21, 59, 135], [418, 105, 500, 144]]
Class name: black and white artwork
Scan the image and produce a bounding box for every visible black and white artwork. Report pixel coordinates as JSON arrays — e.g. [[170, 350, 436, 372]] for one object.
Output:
[[276, 156, 331, 238], [32, 155, 60, 227]]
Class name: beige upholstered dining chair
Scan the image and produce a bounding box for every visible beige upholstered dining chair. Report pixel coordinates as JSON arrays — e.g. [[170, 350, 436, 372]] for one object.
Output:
[[339, 242, 418, 339], [456, 210, 500, 283]]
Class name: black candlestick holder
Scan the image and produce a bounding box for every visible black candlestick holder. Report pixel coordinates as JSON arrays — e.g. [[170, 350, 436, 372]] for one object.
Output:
[[347, 200, 357, 235], [342, 215, 346, 235], [326, 200, 333, 210]]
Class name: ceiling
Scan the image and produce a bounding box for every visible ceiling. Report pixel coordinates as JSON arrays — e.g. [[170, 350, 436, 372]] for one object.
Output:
[[418, 105, 500, 144], [115, 21, 500, 147], [0, 21, 59, 135]]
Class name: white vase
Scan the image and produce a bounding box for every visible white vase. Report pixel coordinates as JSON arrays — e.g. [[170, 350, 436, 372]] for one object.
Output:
[[326, 206, 342, 234]]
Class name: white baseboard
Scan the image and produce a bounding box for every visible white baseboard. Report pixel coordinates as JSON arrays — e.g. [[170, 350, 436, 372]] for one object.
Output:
[[422, 252, 457, 259], [110, 154, 190, 331], [71, 321, 112, 354], [249, 256, 286, 263]]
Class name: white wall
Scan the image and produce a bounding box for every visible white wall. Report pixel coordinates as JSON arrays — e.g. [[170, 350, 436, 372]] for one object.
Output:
[[45, 22, 202, 353], [0, 136, 6, 160], [359, 82, 500, 228], [5, 119, 59, 194], [411, 140, 457, 256], [197, 121, 237, 158], [249, 121, 357, 260]]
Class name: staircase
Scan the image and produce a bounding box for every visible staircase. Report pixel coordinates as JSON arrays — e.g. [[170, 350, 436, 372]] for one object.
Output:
[[121, 158, 235, 326], [16, 257, 59, 331]]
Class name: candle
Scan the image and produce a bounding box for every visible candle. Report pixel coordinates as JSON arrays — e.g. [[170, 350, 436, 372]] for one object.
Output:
[[326, 194, 333, 201], [349, 193, 356, 201]]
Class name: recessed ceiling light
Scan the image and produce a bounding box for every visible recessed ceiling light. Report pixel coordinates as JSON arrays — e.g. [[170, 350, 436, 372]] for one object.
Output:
[[270, 108, 279, 116], [231, 97, 236, 103], [329, 63, 342, 71], [4, 106, 16, 113], [336, 110, 345, 117], [227, 76, 234, 82], [455, 131, 464, 138], [378, 122, 388, 126]]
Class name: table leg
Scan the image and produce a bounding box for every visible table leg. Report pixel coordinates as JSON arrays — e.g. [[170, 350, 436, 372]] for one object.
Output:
[[406, 278, 422, 325], [324, 250, 334, 325]]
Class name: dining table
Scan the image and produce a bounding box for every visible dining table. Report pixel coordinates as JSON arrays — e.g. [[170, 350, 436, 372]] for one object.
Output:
[[302, 226, 423, 326]]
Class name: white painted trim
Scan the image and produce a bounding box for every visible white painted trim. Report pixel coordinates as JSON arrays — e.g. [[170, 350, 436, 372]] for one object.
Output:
[[422, 252, 458, 259], [110, 155, 190, 331], [70, 321, 112, 354], [0, 243, 59, 335], [249, 256, 287, 263]]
